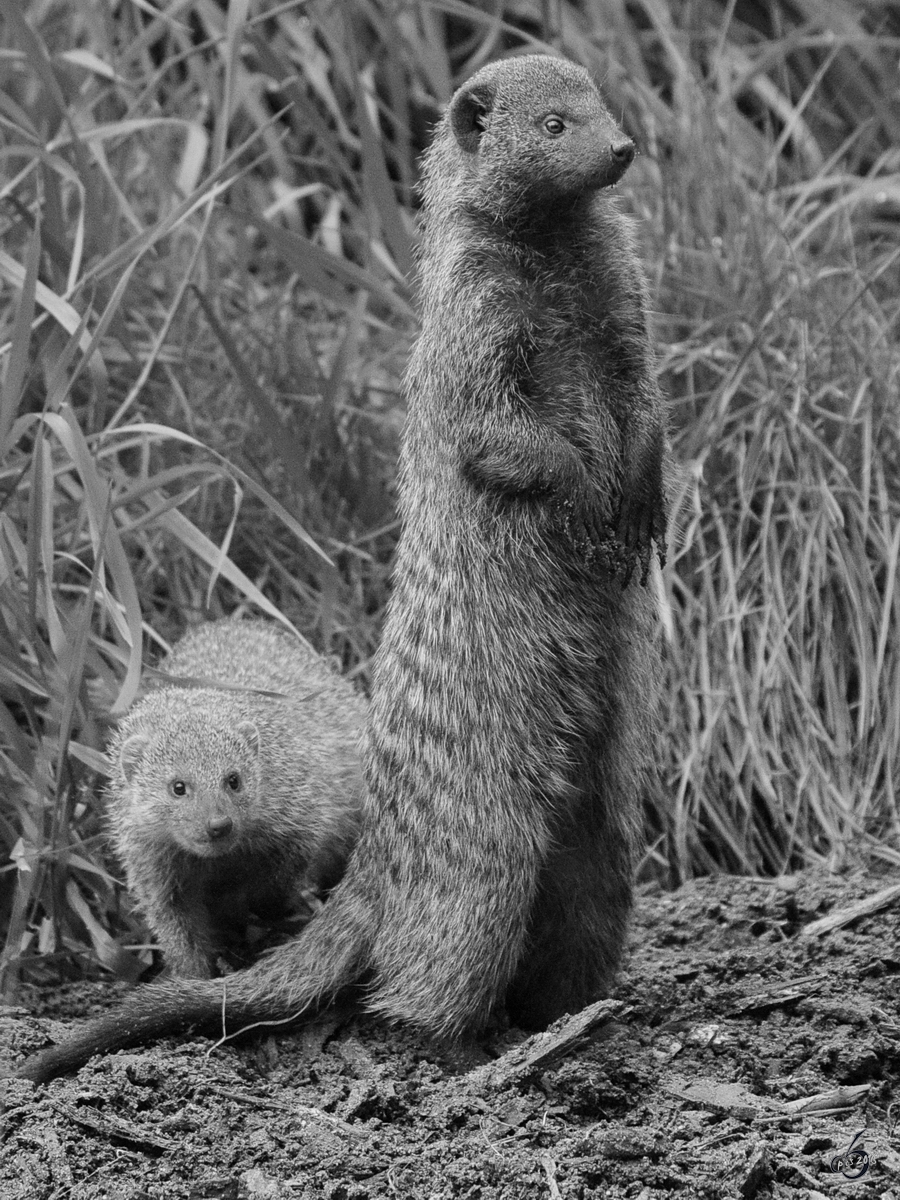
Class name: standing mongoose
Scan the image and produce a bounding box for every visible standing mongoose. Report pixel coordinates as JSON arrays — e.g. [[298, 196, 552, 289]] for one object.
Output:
[[17, 53, 670, 1082], [108, 619, 366, 977]]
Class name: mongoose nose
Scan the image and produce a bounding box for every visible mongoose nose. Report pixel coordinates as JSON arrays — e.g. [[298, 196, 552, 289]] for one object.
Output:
[[611, 139, 635, 167], [206, 815, 234, 839]]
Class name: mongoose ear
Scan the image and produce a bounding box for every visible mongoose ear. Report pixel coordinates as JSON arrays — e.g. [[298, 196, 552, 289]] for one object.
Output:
[[237, 721, 260, 757], [449, 85, 494, 153], [119, 734, 150, 783]]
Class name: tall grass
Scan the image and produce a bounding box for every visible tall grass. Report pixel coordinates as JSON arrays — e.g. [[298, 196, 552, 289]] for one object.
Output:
[[0, 0, 898, 992]]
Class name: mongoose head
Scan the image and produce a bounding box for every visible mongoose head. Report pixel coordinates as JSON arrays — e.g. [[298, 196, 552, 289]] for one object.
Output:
[[432, 54, 634, 219], [112, 692, 262, 858]]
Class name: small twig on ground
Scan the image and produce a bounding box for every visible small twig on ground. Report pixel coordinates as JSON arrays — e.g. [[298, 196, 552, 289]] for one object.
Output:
[[784, 1084, 871, 1114], [466, 1000, 624, 1091], [727, 974, 823, 1016], [204, 1084, 365, 1137], [799, 882, 900, 939], [51, 1101, 176, 1152], [540, 1153, 564, 1200]]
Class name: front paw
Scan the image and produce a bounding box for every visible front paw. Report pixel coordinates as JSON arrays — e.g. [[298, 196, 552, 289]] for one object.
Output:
[[554, 496, 629, 577], [557, 492, 604, 552], [613, 486, 667, 586]]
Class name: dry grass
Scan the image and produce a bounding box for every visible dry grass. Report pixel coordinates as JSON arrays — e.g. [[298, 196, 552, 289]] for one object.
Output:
[[1, 0, 898, 991]]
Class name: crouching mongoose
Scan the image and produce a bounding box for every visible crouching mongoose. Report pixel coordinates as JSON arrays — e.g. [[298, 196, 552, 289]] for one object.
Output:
[[18, 53, 670, 1082], [108, 619, 365, 977]]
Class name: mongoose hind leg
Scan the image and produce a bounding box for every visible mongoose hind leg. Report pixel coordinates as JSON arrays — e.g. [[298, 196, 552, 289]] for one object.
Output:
[[505, 804, 634, 1030]]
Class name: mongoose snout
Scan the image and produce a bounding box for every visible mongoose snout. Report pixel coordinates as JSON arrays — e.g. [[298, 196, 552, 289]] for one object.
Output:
[[205, 814, 235, 841], [594, 136, 635, 188]]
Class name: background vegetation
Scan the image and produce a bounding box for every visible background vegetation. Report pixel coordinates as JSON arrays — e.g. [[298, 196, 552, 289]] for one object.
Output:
[[1, 0, 898, 996]]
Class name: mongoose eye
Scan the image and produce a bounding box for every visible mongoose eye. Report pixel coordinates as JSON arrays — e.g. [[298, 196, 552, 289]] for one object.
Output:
[[169, 779, 188, 798], [543, 115, 566, 136], [223, 771, 242, 793]]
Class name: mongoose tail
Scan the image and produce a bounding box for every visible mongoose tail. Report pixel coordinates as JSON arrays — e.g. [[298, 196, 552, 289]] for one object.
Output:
[[16, 895, 370, 1084]]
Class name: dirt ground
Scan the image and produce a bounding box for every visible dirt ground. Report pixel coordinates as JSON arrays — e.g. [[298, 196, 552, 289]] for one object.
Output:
[[3, 864, 899, 1200]]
